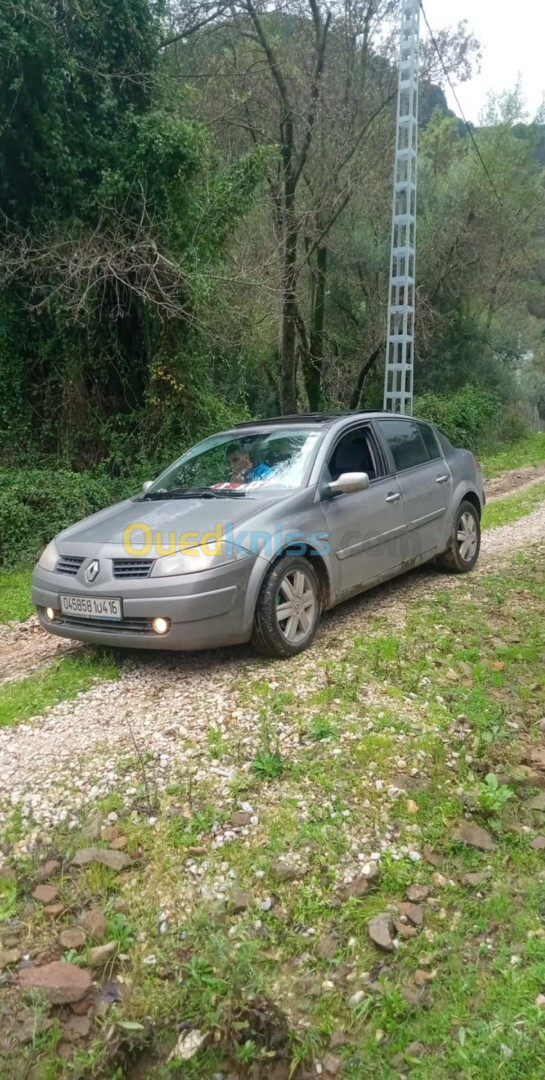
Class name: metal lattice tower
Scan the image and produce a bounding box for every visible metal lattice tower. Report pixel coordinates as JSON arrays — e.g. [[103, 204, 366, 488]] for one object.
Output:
[[383, 0, 420, 415]]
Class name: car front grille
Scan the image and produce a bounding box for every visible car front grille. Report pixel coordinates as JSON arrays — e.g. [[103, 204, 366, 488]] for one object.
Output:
[[56, 555, 84, 576], [112, 559, 155, 579], [57, 614, 154, 635]]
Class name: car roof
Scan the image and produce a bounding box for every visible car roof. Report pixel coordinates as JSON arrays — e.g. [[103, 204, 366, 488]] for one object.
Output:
[[229, 411, 404, 431]]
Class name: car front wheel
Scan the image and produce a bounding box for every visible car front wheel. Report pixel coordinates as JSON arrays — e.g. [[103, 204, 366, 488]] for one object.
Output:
[[437, 499, 481, 573], [251, 554, 321, 658]]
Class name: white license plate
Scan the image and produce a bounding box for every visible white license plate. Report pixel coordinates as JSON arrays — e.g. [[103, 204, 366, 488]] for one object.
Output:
[[60, 595, 122, 620]]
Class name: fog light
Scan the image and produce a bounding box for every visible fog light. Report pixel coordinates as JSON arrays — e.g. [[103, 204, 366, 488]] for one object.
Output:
[[45, 607, 56, 622], [152, 616, 170, 635]]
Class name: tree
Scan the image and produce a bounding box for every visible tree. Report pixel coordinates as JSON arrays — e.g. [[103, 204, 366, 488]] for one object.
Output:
[[0, 0, 263, 463], [171, 0, 480, 410]]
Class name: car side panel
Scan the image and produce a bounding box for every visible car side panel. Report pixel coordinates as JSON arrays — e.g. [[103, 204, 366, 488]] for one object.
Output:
[[396, 459, 453, 564], [439, 447, 484, 551]]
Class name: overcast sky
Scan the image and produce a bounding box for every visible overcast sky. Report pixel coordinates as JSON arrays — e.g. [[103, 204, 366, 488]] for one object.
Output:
[[423, 0, 545, 124]]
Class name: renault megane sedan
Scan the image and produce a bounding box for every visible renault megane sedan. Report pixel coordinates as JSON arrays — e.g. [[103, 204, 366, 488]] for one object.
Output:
[[33, 412, 484, 657]]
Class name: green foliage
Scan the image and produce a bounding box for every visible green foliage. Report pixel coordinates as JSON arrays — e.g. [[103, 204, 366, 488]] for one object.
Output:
[[0, 567, 33, 623], [251, 750, 285, 781], [0, 0, 161, 225], [0, 0, 264, 469], [106, 911, 137, 951], [482, 481, 545, 530], [414, 386, 503, 451], [0, 876, 18, 921], [0, 468, 126, 567], [474, 773, 514, 816], [0, 0, 542, 474], [307, 715, 336, 741], [481, 433, 545, 478]]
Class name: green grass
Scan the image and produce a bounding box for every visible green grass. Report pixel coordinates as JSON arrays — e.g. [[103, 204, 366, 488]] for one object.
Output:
[[2, 539, 545, 1073], [483, 480, 545, 530], [0, 566, 33, 623], [481, 432, 545, 478], [0, 651, 119, 728]]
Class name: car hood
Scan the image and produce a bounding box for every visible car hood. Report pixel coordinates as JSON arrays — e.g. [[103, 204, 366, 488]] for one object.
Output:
[[57, 493, 283, 549]]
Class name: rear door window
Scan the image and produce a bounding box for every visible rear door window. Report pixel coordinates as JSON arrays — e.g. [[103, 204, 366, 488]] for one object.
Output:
[[375, 419, 429, 472], [417, 422, 442, 461]]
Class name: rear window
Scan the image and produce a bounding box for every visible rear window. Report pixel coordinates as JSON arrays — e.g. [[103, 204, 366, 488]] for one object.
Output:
[[435, 428, 454, 454], [417, 422, 442, 461]]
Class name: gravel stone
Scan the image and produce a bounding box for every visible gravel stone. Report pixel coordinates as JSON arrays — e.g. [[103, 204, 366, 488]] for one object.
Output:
[[229, 887, 252, 913], [397, 901, 424, 927], [36, 859, 61, 881], [368, 913, 395, 951], [60, 927, 86, 950], [0, 948, 21, 969], [452, 823, 497, 852], [406, 884, 430, 903], [0, 504, 543, 890], [72, 847, 131, 871], [83, 909, 109, 941], [86, 942, 117, 967], [32, 884, 59, 904]]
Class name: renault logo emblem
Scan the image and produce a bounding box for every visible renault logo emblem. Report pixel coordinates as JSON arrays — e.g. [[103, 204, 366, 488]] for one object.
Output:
[[85, 559, 100, 583]]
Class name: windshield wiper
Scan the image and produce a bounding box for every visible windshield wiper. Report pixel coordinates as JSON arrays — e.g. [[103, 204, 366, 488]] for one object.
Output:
[[142, 487, 247, 500]]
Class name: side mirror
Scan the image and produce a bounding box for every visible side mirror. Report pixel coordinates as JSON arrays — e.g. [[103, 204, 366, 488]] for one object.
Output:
[[142, 480, 153, 494], [328, 471, 370, 496]]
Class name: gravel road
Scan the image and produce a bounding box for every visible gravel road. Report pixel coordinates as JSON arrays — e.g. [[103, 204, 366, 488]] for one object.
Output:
[[1, 500, 544, 834]]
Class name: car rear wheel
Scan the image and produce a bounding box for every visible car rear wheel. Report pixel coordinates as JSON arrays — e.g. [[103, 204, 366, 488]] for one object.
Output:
[[251, 554, 321, 658], [437, 499, 481, 573]]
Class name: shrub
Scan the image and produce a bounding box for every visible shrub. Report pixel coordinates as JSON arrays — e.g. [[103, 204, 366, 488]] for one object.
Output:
[[414, 386, 503, 451], [494, 404, 530, 445], [0, 468, 132, 567]]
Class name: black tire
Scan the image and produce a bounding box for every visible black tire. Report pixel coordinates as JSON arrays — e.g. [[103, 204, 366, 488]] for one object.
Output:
[[437, 499, 481, 573], [251, 554, 322, 658]]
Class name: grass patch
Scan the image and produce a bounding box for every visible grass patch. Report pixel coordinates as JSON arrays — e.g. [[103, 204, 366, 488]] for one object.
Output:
[[481, 432, 545, 478], [2, 543, 545, 1077], [483, 480, 545, 530], [0, 566, 33, 623], [0, 650, 119, 727]]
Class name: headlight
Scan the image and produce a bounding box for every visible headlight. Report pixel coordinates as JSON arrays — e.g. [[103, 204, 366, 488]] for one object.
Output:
[[38, 539, 59, 572], [151, 538, 247, 577]]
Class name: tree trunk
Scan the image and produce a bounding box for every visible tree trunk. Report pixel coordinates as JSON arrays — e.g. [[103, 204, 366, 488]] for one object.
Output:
[[349, 343, 382, 410], [304, 243, 327, 410], [280, 173, 299, 413]]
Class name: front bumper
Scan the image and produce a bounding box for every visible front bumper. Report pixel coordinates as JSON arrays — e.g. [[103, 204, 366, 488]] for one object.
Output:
[[32, 557, 258, 651]]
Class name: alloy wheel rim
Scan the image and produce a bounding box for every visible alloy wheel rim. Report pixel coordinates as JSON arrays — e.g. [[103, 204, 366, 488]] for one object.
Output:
[[457, 511, 478, 562], [275, 569, 317, 643]]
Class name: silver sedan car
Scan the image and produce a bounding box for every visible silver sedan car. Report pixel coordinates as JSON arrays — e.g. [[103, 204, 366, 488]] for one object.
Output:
[[33, 412, 484, 658]]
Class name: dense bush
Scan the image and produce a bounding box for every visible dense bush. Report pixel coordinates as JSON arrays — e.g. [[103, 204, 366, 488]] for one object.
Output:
[[0, 469, 135, 567], [414, 386, 509, 451]]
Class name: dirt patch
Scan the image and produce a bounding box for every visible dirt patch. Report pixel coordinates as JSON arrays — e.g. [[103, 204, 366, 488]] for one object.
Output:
[[0, 620, 79, 687], [485, 462, 545, 501]]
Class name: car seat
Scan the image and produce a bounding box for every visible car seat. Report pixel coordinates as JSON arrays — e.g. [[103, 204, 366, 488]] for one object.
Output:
[[330, 437, 376, 481]]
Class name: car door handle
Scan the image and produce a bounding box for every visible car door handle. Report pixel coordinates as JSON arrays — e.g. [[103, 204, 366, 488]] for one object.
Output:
[[385, 492, 401, 503], [435, 474, 449, 483]]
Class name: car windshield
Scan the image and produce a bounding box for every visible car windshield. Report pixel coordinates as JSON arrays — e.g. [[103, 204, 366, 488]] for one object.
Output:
[[146, 428, 322, 497]]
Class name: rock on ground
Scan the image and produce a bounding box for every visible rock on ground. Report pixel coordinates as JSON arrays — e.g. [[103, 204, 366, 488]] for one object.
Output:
[[368, 913, 395, 951], [18, 961, 92, 1004]]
